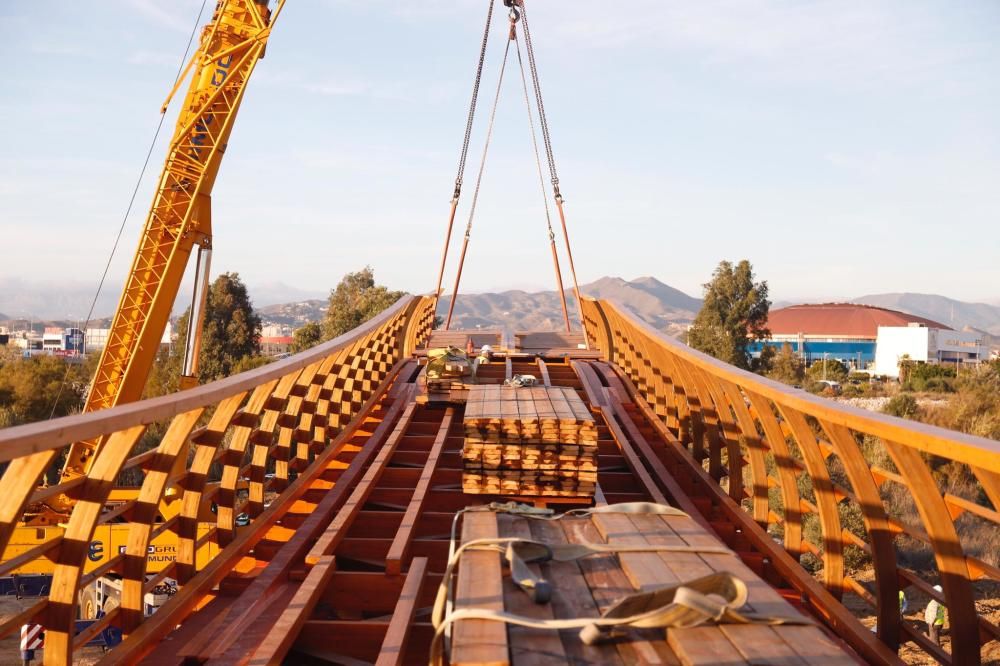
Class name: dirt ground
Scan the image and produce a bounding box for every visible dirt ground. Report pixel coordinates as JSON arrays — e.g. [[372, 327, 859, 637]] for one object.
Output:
[[0, 596, 103, 665], [842, 569, 1000, 665]]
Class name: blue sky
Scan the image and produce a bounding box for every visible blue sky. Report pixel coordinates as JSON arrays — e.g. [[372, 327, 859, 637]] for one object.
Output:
[[1, 0, 998, 309]]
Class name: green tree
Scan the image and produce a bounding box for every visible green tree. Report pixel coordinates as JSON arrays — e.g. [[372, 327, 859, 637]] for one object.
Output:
[[768, 342, 805, 385], [0, 353, 96, 425], [687, 260, 770, 370], [807, 359, 849, 383], [291, 322, 322, 353], [148, 272, 262, 395], [322, 267, 404, 341]]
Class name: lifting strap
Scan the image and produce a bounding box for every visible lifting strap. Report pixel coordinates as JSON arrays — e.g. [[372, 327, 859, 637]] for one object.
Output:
[[432, 502, 813, 665], [518, 0, 585, 333], [433, 0, 496, 317], [443, 11, 513, 330], [438, 0, 586, 334]]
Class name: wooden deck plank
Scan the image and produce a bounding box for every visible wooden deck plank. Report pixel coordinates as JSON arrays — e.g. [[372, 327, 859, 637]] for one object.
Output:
[[499, 516, 568, 666], [248, 554, 339, 665], [385, 409, 454, 574], [375, 557, 429, 666], [590, 513, 733, 666], [452, 511, 509, 666], [307, 395, 419, 564], [563, 517, 678, 665], [666, 625, 747, 666], [775, 625, 862, 666], [719, 625, 809, 666], [526, 518, 623, 665]]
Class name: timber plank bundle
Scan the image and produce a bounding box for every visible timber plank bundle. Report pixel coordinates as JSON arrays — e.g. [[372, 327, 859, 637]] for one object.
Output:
[[462, 385, 598, 497]]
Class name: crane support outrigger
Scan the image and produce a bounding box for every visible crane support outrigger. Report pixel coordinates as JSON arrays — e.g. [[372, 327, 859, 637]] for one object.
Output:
[[30, 0, 286, 524]]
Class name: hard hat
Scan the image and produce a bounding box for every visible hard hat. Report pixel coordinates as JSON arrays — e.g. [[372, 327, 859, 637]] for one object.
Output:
[[933, 585, 942, 592], [481, 345, 492, 353]]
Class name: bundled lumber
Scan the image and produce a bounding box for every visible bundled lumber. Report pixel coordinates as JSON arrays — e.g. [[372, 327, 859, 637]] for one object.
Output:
[[462, 385, 597, 497], [420, 347, 474, 402]]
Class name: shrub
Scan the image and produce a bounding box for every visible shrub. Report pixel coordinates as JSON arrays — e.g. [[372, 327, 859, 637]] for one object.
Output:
[[807, 359, 848, 383], [884, 394, 920, 420]]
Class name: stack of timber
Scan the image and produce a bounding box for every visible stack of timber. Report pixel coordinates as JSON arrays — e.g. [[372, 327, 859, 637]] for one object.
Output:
[[462, 385, 598, 497]]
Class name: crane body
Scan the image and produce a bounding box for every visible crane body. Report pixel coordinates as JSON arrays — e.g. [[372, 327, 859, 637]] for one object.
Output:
[[42, 0, 284, 520], [2, 0, 284, 613]]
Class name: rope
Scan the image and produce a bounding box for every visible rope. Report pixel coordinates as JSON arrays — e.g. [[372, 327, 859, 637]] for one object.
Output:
[[453, 0, 497, 197], [46, 0, 210, 420], [518, 1, 585, 332], [513, 29, 571, 332], [444, 30, 513, 330], [433, 0, 496, 313]]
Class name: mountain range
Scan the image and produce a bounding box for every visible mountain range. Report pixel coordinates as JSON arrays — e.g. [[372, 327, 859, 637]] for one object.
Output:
[[850, 293, 1000, 335], [3, 275, 999, 339]]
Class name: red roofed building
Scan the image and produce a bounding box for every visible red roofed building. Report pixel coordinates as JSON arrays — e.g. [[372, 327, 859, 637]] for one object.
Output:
[[261, 335, 294, 357], [755, 303, 986, 374], [767, 303, 948, 340]]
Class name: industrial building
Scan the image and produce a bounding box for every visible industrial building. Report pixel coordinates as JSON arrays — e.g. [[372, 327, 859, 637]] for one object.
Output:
[[751, 303, 988, 375], [874, 325, 989, 378]]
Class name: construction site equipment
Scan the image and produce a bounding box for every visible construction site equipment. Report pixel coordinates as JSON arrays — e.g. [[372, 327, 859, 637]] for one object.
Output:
[[0, 0, 286, 647]]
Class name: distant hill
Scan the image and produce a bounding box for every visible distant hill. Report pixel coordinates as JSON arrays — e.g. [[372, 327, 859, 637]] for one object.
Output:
[[0, 276, 325, 322], [852, 293, 1000, 335], [258, 299, 327, 327], [437, 276, 701, 337]]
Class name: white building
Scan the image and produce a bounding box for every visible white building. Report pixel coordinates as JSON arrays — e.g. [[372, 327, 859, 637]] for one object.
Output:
[[874, 324, 988, 378], [262, 323, 293, 338], [86, 323, 173, 354]]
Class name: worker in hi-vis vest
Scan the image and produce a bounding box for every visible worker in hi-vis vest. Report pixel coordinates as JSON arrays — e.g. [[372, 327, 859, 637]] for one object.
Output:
[[925, 585, 946, 645]]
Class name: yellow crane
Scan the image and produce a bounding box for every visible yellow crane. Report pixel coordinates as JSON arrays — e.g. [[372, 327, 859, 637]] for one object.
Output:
[[38, 0, 286, 523], [3, 0, 286, 614]]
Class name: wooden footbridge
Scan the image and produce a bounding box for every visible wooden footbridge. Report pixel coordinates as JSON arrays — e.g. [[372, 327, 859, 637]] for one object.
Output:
[[1, 297, 998, 664], [4, 0, 999, 663]]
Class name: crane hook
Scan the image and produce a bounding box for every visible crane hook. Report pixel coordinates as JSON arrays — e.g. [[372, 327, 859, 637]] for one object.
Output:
[[504, 0, 521, 24]]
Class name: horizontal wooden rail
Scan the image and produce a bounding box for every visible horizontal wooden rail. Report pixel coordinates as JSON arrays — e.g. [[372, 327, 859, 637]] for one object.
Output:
[[581, 297, 1000, 666], [0, 294, 435, 666]]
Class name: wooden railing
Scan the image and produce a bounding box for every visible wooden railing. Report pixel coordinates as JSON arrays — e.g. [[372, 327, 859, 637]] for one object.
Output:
[[0, 294, 434, 665], [581, 297, 1000, 665]]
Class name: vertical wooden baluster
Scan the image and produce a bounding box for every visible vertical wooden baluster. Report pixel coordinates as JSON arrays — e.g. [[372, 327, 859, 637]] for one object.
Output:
[[673, 355, 709, 463], [0, 452, 60, 553], [820, 422, 900, 650], [176, 394, 245, 583], [718, 380, 770, 526], [776, 407, 844, 599], [45, 425, 146, 666], [216, 383, 276, 547], [246, 373, 300, 519], [121, 408, 204, 634], [883, 439, 981, 665], [746, 393, 803, 557], [695, 368, 746, 504], [686, 365, 730, 486]]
